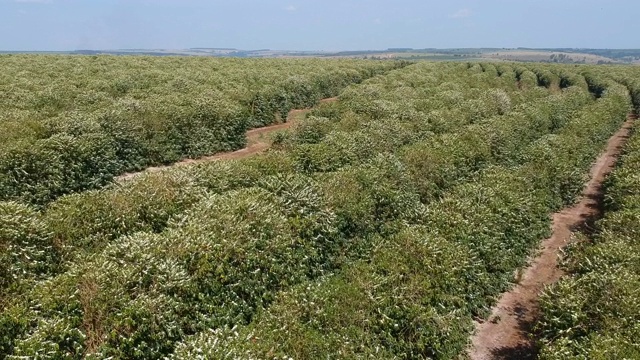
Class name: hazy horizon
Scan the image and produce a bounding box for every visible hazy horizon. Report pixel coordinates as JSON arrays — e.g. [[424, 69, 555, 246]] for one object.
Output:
[[1, 0, 639, 52]]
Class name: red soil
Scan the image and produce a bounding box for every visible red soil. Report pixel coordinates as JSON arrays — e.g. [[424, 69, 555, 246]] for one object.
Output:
[[116, 98, 337, 181], [468, 114, 636, 360]]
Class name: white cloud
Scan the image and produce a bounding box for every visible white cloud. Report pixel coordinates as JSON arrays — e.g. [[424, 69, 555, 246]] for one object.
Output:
[[450, 8, 472, 19], [284, 5, 296, 12], [14, 0, 53, 3]]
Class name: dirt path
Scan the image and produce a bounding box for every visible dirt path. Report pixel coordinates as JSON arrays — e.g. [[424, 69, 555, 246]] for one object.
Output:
[[116, 98, 337, 181], [468, 114, 636, 360]]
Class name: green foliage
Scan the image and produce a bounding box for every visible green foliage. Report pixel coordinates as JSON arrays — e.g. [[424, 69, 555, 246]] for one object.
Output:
[[169, 65, 631, 358], [172, 228, 477, 360], [0, 202, 57, 296], [172, 77, 630, 358], [518, 69, 539, 89], [536, 121, 640, 359], [0, 202, 57, 355], [0, 55, 405, 205], [44, 171, 206, 259], [1, 61, 636, 359], [6, 178, 341, 358]]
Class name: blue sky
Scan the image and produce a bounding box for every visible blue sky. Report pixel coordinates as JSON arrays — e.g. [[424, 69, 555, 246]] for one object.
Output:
[[1, 0, 638, 51]]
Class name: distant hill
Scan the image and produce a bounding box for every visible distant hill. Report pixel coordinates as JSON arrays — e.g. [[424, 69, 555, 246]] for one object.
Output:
[[2, 48, 639, 63]]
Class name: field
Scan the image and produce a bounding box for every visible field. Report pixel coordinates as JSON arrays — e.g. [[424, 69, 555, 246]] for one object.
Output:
[[23, 48, 640, 64], [0, 55, 405, 205], [536, 117, 640, 359], [1, 57, 639, 359]]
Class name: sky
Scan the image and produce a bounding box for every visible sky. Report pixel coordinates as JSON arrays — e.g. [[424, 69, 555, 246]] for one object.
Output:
[[1, 0, 638, 51]]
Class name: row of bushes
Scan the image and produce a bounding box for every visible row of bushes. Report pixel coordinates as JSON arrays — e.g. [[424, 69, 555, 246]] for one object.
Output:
[[1, 64, 625, 358], [9, 62, 530, 268], [170, 73, 631, 360], [0, 61, 541, 357], [0, 56, 407, 205], [0, 62, 517, 300], [535, 108, 639, 358]]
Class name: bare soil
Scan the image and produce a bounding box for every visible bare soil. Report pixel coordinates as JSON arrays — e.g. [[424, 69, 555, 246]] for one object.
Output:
[[116, 98, 337, 181], [468, 114, 636, 360]]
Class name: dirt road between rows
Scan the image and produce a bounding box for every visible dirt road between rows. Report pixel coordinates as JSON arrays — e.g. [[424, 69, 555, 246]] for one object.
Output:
[[116, 98, 337, 181], [468, 113, 637, 360]]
